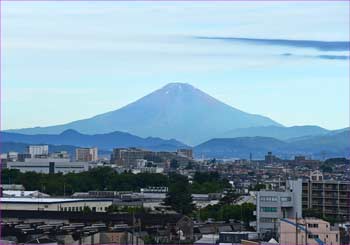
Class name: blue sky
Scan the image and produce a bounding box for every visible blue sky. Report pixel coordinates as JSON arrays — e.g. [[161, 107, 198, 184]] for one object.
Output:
[[2, 1, 349, 130]]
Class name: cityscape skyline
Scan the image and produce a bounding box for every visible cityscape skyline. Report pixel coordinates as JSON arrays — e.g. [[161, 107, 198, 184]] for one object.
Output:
[[2, 2, 349, 131]]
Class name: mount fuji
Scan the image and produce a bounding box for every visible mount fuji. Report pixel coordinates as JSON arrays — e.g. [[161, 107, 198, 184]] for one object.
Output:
[[7, 83, 282, 145]]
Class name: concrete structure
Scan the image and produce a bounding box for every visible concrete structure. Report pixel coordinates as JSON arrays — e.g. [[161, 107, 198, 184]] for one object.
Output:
[[265, 152, 279, 164], [111, 148, 152, 167], [7, 152, 18, 162], [2, 190, 50, 198], [279, 218, 339, 245], [177, 149, 193, 159], [7, 161, 89, 174], [76, 147, 98, 162], [17, 153, 32, 162], [50, 151, 69, 159], [1, 184, 25, 191], [218, 232, 258, 245], [24, 157, 70, 163], [302, 171, 350, 221], [26, 145, 49, 157], [256, 179, 303, 239], [0, 197, 113, 212], [141, 186, 168, 193], [111, 148, 192, 169]]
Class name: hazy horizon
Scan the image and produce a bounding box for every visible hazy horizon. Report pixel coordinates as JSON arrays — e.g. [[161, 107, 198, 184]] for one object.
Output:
[[2, 2, 349, 130]]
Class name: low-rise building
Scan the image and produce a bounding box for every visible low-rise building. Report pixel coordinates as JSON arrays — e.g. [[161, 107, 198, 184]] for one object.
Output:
[[2, 190, 50, 198], [7, 161, 89, 174], [279, 218, 340, 245], [0, 197, 113, 212]]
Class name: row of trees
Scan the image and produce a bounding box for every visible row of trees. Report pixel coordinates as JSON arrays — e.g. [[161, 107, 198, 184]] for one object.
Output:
[[1, 168, 230, 196], [197, 203, 256, 224], [1, 168, 169, 196], [191, 172, 232, 194]]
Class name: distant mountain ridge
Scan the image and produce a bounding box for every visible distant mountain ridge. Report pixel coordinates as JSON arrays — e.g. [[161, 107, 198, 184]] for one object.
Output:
[[0, 129, 189, 152], [194, 130, 350, 159], [222, 125, 330, 140], [6, 83, 281, 145], [3, 128, 349, 160]]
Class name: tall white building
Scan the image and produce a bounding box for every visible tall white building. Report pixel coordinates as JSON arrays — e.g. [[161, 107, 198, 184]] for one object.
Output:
[[26, 145, 49, 157], [256, 179, 303, 240]]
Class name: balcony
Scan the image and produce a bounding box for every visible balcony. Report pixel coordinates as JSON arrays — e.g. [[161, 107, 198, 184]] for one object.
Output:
[[324, 195, 337, 199], [324, 209, 338, 215], [324, 201, 338, 206], [339, 202, 350, 207]]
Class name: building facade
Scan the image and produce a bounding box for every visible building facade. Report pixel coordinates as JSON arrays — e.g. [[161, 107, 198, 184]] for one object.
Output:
[[76, 147, 98, 162], [110, 148, 152, 167], [7, 160, 89, 174], [302, 171, 350, 222], [279, 218, 339, 245], [177, 149, 193, 159], [256, 179, 303, 239], [26, 145, 49, 157], [0, 197, 113, 212]]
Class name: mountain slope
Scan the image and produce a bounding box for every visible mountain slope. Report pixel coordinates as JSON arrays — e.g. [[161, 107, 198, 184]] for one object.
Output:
[[194, 130, 350, 159], [222, 125, 330, 140], [194, 137, 288, 159], [7, 83, 281, 145], [0, 130, 188, 152]]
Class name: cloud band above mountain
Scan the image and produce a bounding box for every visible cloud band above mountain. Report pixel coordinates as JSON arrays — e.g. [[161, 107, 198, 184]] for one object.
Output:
[[196, 36, 350, 52]]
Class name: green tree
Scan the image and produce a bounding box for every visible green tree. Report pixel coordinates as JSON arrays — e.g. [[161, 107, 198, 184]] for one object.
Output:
[[164, 174, 194, 214], [219, 189, 239, 205], [320, 164, 333, 173]]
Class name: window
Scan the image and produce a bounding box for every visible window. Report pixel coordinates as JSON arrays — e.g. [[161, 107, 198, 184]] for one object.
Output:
[[260, 218, 278, 223], [308, 234, 319, 239], [308, 224, 319, 228], [280, 197, 291, 202], [260, 207, 277, 212], [260, 196, 278, 202]]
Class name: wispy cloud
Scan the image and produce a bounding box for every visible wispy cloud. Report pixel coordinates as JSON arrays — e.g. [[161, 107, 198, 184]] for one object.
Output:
[[196, 37, 350, 52], [281, 53, 349, 61]]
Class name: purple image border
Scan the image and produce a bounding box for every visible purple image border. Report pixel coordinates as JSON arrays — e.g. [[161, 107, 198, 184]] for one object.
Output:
[[0, 0, 349, 244]]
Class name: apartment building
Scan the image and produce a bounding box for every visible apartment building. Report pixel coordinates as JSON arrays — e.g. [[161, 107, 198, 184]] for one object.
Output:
[[111, 148, 152, 167], [177, 149, 193, 159], [26, 145, 49, 157], [256, 179, 303, 239], [279, 218, 339, 245], [76, 147, 98, 162], [302, 171, 350, 221]]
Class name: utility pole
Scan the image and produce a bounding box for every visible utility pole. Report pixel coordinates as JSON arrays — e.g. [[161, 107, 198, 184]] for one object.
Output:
[[305, 218, 308, 245], [295, 212, 298, 245]]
